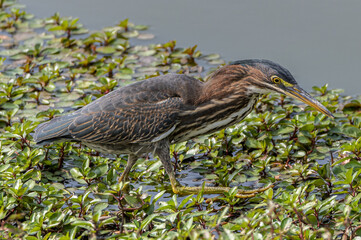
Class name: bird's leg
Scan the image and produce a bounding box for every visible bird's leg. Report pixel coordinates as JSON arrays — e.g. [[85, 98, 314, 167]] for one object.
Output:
[[155, 140, 273, 198], [118, 154, 138, 183]]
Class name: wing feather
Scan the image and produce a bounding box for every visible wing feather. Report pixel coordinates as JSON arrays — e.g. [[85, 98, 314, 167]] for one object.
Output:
[[34, 74, 201, 144], [68, 98, 183, 143]]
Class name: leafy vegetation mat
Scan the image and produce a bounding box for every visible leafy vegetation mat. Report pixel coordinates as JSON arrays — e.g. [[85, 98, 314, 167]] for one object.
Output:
[[1, 1, 361, 239]]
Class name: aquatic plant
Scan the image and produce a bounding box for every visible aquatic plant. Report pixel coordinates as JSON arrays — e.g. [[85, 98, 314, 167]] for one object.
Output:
[[0, 1, 360, 239]]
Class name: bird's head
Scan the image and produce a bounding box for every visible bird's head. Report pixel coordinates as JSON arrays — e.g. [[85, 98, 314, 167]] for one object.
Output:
[[227, 59, 334, 118]]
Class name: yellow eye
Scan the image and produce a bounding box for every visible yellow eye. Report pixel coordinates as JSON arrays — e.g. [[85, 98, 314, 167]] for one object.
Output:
[[271, 76, 281, 84]]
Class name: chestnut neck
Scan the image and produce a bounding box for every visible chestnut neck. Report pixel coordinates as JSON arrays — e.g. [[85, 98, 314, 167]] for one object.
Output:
[[196, 65, 250, 105]]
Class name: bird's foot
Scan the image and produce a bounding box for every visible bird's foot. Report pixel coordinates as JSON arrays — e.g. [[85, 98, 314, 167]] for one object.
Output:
[[205, 184, 274, 203], [171, 183, 274, 202], [234, 183, 274, 197]]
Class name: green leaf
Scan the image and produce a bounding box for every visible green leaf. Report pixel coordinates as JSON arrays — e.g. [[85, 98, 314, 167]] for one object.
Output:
[[133, 24, 148, 30], [203, 53, 220, 60], [152, 190, 166, 203], [139, 213, 158, 230], [167, 212, 178, 223], [90, 164, 108, 177], [307, 215, 318, 226], [298, 136, 311, 144], [352, 168, 361, 182], [48, 26, 64, 31], [217, 207, 229, 225], [293, 151, 306, 158], [274, 126, 294, 135], [124, 194, 141, 208], [96, 46, 116, 54], [26, 237, 38, 240], [343, 126, 361, 138], [332, 157, 351, 167], [178, 194, 194, 209], [185, 217, 194, 231], [71, 220, 95, 230], [345, 168, 353, 184], [82, 190, 91, 204], [70, 168, 86, 184], [70, 168, 83, 178], [93, 202, 108, 213], [300, 124, 315, 132], [281, 217, 292, 231], [147, 160, 162, 173], [245, 138, 262, 149], [301, 201, 317, 213]]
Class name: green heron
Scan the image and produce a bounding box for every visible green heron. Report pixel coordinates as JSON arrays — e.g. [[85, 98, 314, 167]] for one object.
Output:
[[34, 59, 333, 198]]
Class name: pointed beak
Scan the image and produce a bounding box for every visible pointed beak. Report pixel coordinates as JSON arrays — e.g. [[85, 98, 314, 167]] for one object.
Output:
[[283, 86, 334, 118]]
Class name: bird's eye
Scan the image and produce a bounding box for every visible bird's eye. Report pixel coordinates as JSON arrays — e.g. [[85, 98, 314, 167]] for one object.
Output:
[[271, 76, 281, 84]]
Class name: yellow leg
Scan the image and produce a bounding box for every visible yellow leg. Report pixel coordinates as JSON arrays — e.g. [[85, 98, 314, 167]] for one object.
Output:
[[173, 184, 273, 198], [118, 154, 138, 183], [155, 140, 273, 198]]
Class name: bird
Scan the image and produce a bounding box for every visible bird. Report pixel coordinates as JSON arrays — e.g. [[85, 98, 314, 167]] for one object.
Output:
[[33, 59, 334, 198]]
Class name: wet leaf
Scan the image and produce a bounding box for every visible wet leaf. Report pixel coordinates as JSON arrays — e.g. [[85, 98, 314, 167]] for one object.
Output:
[[343, 126, 361, 138], [96, 46, 116, 54]]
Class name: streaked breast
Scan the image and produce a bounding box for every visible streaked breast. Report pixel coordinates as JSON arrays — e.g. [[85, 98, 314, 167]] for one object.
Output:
[[172, 96, 258, 143]]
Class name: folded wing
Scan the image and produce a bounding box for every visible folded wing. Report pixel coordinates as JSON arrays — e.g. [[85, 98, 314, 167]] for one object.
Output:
[[34, 74, 201, 144]]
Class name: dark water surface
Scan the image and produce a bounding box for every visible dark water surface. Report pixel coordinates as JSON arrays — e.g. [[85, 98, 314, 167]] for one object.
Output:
[[20, 0, 360, 94]]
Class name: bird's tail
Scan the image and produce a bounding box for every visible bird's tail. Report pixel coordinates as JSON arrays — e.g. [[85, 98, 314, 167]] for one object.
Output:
[[33, 114, 75, 144]]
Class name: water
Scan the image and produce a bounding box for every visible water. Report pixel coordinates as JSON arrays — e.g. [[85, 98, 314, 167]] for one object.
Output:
[[20, 0, 361, 95]]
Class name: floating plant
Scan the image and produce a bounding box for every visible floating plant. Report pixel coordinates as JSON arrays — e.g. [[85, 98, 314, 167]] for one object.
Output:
[[0, 1, 361, 239]]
